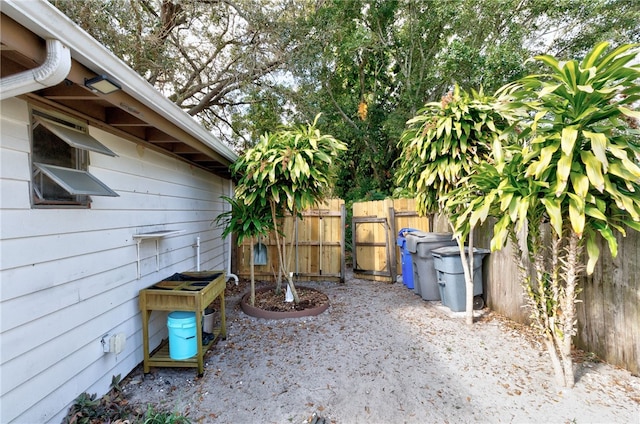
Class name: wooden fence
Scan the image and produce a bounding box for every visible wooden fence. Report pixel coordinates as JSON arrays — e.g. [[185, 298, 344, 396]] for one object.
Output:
[[235, 199, 345, 282], [236, 198, 430, 284], [449, 217, 640, 376], [352, 198, 430, 282], [575, 231, 639, 375]]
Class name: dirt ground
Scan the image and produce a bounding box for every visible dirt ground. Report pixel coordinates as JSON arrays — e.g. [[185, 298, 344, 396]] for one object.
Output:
[[122, 271, 640, 424]]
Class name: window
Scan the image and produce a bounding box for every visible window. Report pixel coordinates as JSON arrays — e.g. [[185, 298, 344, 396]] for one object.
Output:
[[30, 109, 118, 207]]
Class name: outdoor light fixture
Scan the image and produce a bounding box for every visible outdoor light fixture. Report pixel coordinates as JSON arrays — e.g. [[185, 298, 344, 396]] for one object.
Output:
[[84, 74, 121, 94]]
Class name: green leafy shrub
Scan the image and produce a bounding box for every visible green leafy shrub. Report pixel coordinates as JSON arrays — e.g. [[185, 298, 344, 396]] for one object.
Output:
[[63, 375, 191, 424]]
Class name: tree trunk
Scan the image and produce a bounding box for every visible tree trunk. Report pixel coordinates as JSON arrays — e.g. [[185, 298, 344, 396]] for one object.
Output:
[[451, 222, 475, 326], [465, 228, 475, 325], [286, 272, 300, 303], [515, 219, 570, 388], [271, 201, 284, 294], [559, 232, 581, 388], [250, 235, 256, 306], [270, 201, 300, 303], [543, 336, 567, 387], [284, 208, 300, 303]]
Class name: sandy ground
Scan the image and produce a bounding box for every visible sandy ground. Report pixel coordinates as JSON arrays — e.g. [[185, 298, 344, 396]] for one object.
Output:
[[123, 272, 640, 424]]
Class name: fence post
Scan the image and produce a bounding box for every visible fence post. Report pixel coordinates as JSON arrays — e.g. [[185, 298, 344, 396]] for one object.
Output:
[[340, 202, 346, 283], [388, 205, 397, 282]]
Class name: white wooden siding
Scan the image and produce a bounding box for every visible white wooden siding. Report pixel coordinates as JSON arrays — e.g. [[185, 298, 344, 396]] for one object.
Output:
[[0, 98, 232, 423]]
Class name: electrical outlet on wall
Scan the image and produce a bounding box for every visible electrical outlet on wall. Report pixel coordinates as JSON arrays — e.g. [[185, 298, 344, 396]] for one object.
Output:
[[109, 333, 126, 354], [101, 333, 126, 354]]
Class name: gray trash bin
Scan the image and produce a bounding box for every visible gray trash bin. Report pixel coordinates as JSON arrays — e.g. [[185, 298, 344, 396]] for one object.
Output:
[[431, 246, 490, 312], [405, 231, 457, 300]]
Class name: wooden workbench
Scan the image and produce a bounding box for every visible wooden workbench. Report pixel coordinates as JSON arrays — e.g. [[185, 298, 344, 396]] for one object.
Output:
[[139, 271, 226, 376]]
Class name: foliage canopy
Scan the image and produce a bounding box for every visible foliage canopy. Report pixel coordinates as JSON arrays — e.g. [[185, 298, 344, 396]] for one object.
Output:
[[53, 0, 640, 202]]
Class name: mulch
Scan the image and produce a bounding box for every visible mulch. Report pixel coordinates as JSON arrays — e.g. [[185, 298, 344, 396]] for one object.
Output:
[[244, 283, 329, 312]]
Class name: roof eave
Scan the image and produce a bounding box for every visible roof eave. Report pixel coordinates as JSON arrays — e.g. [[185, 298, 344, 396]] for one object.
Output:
[[1, 0, 238, 164]]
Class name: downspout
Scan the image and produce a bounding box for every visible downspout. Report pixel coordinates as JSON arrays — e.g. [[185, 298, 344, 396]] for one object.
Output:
[[0, 39, 71, 100], [226, 179, 239, 285]]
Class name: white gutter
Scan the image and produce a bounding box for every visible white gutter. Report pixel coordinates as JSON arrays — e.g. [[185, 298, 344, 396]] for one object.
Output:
[[1, 0, 237, 163], [0, 38, 71, 100]]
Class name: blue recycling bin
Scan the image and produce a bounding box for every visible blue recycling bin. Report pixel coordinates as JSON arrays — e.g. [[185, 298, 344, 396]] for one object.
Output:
[[397, 228, 420, 289]]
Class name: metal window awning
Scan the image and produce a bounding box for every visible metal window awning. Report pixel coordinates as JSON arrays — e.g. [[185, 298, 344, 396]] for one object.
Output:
[[35, 116, 117, 157], [34, 162, 119, 197]]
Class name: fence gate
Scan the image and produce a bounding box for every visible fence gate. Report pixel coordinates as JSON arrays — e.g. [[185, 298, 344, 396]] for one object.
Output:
[[352, 198, 430, 282], [351, 216, 393, 279]]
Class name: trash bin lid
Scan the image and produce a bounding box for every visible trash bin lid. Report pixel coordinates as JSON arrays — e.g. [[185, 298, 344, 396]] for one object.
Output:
[[405, 231, 454, 252], [397, 227, 421, 237], [397, 228, 419, 247], [431, 246, 490, 258]]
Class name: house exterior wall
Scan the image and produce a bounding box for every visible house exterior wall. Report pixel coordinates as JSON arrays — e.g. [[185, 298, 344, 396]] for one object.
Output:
[[0, 97, 231, 423]]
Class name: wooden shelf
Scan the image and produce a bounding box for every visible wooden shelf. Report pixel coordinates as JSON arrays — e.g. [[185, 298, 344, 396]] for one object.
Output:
[[133, 230, 184, 278], [147, 328, 222, 369], [132, 230, 184, 240], [139, 271, 227, 376]]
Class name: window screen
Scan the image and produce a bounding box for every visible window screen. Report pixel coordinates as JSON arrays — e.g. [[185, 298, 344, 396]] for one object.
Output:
[[35, 117, 117, 157], [34, 163, 119, 197], [31, 109, 119, 206]]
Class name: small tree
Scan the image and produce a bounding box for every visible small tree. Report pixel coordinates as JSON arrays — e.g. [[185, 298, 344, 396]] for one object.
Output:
[[215, 196, 273, 306], [452, 42, 640, 387], [234, 114, 347, 302], [396, 85, 513, 324]]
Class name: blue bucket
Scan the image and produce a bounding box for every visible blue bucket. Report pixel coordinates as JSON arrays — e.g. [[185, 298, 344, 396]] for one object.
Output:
[[167, 311, 197, 360]]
